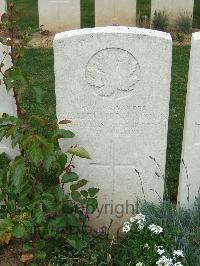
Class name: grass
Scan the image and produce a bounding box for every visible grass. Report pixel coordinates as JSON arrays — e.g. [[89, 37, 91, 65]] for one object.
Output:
[[137, 0, 151, 19], [7, 0, 39, 32], [81, 0, 95, 28], [193, 0, 200, 28], [166, 46, 190, 200]]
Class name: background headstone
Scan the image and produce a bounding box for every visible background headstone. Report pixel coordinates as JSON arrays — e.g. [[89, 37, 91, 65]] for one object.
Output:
[[151, 0, 194, 29], [0, 0, 6, 17], [38, 0, 80, 32], [178, 32, 200, 207], [0, 43, 18, 158], [54, 27, 172, 232], [95, 0, 136, 27]]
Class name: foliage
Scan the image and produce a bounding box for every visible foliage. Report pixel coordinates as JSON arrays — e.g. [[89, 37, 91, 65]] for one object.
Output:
[[176, 13, 192, 33], [0, 3, 99, 264], [46, 234, 109, 265], [110, 213, 185, 265], [139, 196, 200, 266], [152, 10, 169, 32]]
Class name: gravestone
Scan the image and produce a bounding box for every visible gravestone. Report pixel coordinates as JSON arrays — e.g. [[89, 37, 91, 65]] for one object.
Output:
[[95, 0, 136, 27], [178, 32, 200, 207], [54, 27, 172, 232], [0, 0, 6, 17], [151, 0, 194, 29], [0, 44, 18, 158], [38, 0, 80, 32]]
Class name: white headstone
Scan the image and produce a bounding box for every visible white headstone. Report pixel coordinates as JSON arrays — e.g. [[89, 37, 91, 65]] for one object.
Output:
[[0, 44, 18, 158], [178, 32, 200, 207], [0, 0, 6, 17], [38, 0, 80, 32], [95, 0, 136, 27], [151, 0, 194, 29], [54, 27, 172, 232]]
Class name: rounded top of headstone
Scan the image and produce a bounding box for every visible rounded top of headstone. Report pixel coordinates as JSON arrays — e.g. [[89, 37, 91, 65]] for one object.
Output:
[[54, 26, 172, 43], [192, 31, 200, 41]]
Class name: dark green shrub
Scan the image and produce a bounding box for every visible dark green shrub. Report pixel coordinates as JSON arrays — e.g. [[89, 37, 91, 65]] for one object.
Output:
[[176, 12, 192, 33], [0, 3, 99, 264], [152, 10, 169, 31]]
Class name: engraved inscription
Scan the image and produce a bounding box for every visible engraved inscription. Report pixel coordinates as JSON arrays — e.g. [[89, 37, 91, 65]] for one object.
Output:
[[86, 48, 140, 98]]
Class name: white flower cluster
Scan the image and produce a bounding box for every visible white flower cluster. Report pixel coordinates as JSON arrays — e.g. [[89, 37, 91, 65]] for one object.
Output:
[[121, 214, 184, 266], [122, 213, 146, 233], [155, 248, 184, 266], [136, 262, 145, 266], [130, 213, 146, 230], [148, 224, 163, 234], [173, 250, 184, 258], [122, 221, 131, 233], [156, 255, 173, 266]]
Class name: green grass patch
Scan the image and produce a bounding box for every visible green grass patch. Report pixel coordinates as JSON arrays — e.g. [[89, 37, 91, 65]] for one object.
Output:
[[81, 0, 95, 28], [7, 0, 39, 31], [193, 0, 200, 28], [166, 45, 190, 200], [137, 0, 151, 18], [20, 48, 56, 126]]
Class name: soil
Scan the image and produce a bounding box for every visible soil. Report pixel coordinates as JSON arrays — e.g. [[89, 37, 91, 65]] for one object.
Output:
[[0, 240, 23, 266]]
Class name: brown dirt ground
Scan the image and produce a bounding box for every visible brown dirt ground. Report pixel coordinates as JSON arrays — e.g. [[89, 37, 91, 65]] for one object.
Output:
[[0, 240, 23, 266]]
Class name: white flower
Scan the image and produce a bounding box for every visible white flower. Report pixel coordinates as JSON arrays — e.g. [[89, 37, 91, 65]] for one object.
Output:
[[144, 243, 150, 249], [174, 262, 183, 266], [136, 263, 145, 266], [130, 213, 145, 223], [156, 256, 173, 266], [122, 221, 131, 233], [130, 213, 146, 230], [173, 250, 184, 258], [148, 224, 163, 234], [157, 248, 165, 255]]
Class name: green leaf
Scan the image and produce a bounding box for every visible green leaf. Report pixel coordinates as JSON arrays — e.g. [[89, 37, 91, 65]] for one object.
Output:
[[35, 251, 46, 260], [70, 179, 88, 191], [50, 216, 66, 228], [62, 172, 79, 183], [71, 191, 81, 202], [67, 235, 88, 251], [34, 210, 45, 224], [53, 185, 65, 201], [27, 138, 43, 165], [87, 198, 98, 214], [53, 129, 75, 140], [35, 240, 45, 250], [23, 243, 33, 252], [88, 188, 100, 197], [12, 224, 26, 238], [66, 214, 79, 227], [67, 147, 91, 159], [32, 86, 45, 103], [80, 190, 88, 198], [4, 67, 28, 92], [10, 157, 25, 187]]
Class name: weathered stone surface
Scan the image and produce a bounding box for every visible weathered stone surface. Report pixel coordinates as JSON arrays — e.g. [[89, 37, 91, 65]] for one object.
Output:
[[151, 0, 194, 29], [0, 0, 6, 17], [178, 32, 200, 207], [38, 0, 80, 32], [95, 0, 136, 27], [0, 44, 18, 158], [54, 27, 172, 232]]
